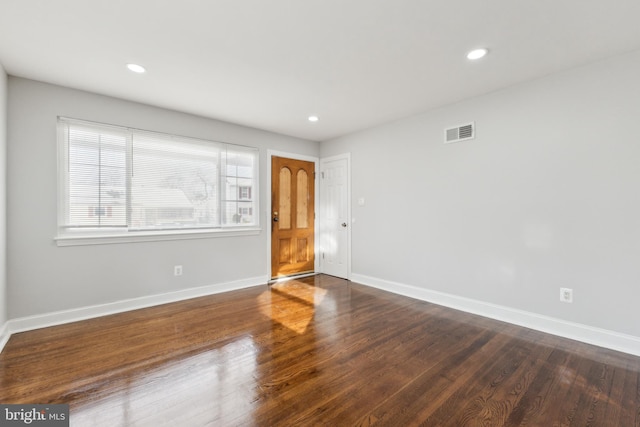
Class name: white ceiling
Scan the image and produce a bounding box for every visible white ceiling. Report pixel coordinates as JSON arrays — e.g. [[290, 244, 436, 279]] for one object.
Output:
[[2, 1, 640, 142]]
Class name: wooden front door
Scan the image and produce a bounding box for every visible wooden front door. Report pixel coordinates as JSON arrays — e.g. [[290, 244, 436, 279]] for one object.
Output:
[[271, 156, 315, 278]]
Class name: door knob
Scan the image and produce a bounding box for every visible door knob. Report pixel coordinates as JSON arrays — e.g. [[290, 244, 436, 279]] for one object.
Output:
[[341, 222, 347, 227], [273, 212, 279, 222]]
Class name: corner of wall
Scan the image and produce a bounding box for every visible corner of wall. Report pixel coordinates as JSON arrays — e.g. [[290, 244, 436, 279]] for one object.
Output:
[[0, 64, 8, 353], [0, 322, 9, 353]]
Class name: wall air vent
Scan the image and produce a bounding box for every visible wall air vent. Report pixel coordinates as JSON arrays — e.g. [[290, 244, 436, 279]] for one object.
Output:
[[444, 122, 475, 144]]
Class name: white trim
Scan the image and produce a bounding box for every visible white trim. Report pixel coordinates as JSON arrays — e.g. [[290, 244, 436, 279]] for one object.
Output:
[[266, 150, 319, 165], [319, 153, 352, 280], [352, 273, 640, 357], [55, 227, 261, 247], [2, 276, 265, 348], [0, 322, 10, 354], [56, 116, 261, 247], [266, 150, 320, 279], [269, 272, 318, 284]]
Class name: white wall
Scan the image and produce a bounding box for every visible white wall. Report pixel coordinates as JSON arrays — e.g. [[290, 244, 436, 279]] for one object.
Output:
[[7, 77, 319, 319], [0, 65, 7, 330], [322, 49, 640, 339]]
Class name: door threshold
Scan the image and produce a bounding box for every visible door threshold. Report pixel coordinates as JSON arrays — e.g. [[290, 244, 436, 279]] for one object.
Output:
[[269, 272, 317, 285]]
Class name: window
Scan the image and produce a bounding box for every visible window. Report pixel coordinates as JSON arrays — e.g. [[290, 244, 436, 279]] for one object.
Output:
[[57, 117, 259, 243], [239, 186, 252, 200], [89, 206, 112, 217]]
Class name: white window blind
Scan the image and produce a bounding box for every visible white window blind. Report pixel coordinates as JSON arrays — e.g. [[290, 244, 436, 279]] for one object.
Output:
[[58, 118, 259, 237]]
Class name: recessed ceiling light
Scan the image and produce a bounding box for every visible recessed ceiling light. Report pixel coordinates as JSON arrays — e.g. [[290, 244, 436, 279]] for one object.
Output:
[[466, 48, 488, 60], [126, 63, 146, 73], [308, 115, 319, 122]]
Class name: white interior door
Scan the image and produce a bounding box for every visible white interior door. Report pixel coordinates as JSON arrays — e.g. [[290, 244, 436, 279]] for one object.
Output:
[[320, 154, 350, 279]]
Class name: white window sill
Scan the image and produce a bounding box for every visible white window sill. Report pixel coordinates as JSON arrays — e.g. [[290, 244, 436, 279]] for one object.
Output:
[[55, 227, 262, 247]]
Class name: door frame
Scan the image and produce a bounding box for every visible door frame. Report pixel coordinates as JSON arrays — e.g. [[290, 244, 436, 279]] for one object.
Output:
[[319, 153, 352, 280], [266, 150, 319, 282]]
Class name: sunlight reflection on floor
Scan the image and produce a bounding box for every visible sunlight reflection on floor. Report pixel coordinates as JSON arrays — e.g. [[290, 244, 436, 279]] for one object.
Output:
[[71, 337, 258, 426], [59, 278, 334, 425], [258, 280, 328, 334]]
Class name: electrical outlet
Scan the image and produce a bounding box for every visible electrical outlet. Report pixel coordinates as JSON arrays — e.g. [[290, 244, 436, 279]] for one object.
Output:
[[560, 287, 573, 303], [174, 265, 183, 276]]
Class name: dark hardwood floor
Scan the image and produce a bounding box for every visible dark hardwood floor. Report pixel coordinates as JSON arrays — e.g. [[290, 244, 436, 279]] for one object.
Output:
[[1, 274, 639, 426]]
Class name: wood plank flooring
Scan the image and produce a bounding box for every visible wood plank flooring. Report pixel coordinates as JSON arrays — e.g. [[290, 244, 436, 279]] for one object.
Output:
[[1, 274, 639, 426]]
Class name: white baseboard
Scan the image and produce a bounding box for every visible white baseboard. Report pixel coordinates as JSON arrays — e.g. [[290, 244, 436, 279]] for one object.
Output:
[[0, 321, 10, 354], [1, 275, 266, 352], [351, 273, 640, 357], [4, 273, 639, 358]]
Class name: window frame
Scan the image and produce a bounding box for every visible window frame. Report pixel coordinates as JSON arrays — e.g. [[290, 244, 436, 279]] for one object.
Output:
[[55, 117, 261, 246]]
